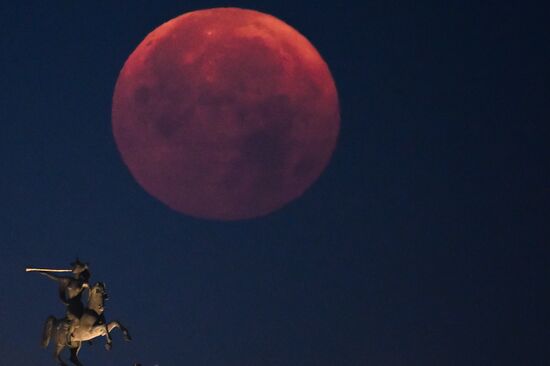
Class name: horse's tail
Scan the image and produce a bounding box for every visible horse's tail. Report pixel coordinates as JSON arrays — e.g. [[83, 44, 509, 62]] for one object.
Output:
[[41, 316, 56, 348]]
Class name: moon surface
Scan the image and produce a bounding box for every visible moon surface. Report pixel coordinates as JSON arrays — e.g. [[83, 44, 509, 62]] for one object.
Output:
[[112, 8, 340, 220]]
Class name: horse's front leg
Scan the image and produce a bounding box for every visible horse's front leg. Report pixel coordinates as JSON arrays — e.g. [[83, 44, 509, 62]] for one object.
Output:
[[107, 321, 132, 342], [103, 323, 113, 351], [97, 313, 113, 350]]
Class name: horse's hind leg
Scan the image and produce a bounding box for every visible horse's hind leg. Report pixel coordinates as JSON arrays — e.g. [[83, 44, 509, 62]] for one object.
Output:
[[121, 324, 132, 341], [54, 343, 68, 366], [69, 342, 83, 366]]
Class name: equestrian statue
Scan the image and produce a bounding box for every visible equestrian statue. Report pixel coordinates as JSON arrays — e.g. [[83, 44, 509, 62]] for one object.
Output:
[[27, 259, 131, 366]]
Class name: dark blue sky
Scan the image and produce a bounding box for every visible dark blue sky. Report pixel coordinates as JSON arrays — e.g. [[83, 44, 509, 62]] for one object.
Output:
[[1, 1, 548, 365]]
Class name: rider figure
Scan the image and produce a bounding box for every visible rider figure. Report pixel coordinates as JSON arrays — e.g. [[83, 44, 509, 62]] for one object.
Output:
[[38, 259, 90, 344]]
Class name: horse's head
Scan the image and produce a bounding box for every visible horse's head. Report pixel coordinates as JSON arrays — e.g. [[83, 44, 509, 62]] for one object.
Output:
[[89, 281, 109, 303]]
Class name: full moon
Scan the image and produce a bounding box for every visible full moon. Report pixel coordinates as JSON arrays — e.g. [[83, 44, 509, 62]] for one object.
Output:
[[112, 8, 340, 220]]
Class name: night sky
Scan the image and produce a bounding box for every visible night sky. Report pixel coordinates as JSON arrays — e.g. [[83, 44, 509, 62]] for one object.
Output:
[[1, 1, 548, 366]]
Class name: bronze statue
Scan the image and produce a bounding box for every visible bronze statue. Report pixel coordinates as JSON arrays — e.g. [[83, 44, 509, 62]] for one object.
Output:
[[28, 259, 131, 366]]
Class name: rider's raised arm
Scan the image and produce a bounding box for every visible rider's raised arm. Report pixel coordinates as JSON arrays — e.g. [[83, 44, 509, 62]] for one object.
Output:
[[37, 272, 71, 302], [37, 271, 65, 282]]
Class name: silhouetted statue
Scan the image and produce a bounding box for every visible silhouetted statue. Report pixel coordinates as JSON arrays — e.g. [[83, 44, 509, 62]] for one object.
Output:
[[29, 259, 131, 365]]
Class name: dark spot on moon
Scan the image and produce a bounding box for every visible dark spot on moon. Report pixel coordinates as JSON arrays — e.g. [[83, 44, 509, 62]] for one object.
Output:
[[259, 94, 294, 123], [156, 112, 182, 138], [197, 90, 236, 106], [134, 86, 150, 105], [236, 93, 296, 195], [242, 129, 288, 170]]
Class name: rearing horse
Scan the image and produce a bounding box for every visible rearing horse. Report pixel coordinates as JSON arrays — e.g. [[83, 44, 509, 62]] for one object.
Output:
[[42, 282, 131, 366]]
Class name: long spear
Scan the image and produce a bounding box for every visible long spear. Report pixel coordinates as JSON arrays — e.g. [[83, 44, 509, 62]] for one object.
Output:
[[25, 268, 72, 273]]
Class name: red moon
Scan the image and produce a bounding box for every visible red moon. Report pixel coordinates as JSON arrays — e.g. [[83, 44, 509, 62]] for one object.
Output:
[[112, 8, 340, 220]]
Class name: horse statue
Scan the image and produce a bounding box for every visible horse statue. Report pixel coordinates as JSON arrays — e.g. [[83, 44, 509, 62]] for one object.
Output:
[[41, 282, 132, 366]]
